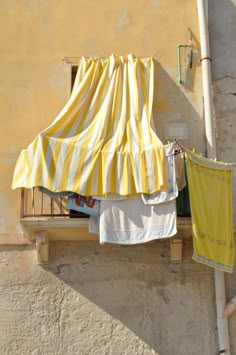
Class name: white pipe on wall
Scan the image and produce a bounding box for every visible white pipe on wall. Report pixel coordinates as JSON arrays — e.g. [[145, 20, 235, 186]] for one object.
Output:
[[196, 0, 230, 353], [197, 0, 216, 160], [215, 269, 230, 352]]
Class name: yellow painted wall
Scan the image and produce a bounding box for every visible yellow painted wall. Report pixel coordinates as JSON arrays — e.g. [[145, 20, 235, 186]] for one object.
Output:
[[0, 0, 204, 234]]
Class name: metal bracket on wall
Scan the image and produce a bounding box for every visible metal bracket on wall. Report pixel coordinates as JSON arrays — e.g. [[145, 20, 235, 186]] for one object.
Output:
[[177, 28, 193, 85]]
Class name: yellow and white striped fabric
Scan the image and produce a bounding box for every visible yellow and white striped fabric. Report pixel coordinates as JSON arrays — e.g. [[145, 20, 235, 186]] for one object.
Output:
[[12, 54, 167, 196]]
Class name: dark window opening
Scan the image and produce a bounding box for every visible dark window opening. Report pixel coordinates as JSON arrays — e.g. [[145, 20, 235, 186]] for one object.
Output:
[[71, 65, 78, 92]]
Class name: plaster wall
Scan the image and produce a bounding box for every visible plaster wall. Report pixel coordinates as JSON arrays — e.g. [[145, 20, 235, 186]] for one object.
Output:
[[0, 241, 218, 355], [0, 0, 204, 234], [208, 0, 236, 226], [208, 1, 236, 353], [0, 0, 233, 354]]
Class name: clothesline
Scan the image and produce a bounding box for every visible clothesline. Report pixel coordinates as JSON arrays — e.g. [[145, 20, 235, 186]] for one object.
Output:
[[33, 141, 234, 273], [172, 139, 236, 166], [62, 51, 159, 64]]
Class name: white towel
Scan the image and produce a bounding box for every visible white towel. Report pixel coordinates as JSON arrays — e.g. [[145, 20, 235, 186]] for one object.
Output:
[[91, 195, 177, 244], [175, 153, 186, 191], [89, 215, 100, 234], [141, 143, 178, 205]]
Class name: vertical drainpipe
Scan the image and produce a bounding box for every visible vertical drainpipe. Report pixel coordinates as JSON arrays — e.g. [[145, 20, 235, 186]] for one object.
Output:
[[196, 0, 230, 353]]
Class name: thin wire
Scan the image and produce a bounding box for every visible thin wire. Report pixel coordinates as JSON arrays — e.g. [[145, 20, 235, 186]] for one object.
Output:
[[62, 53, 159, 64], [173, 138, 236, 166]]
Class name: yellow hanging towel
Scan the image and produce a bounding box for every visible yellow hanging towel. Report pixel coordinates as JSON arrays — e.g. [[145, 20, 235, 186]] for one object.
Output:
[[185, 150, 234, 273]]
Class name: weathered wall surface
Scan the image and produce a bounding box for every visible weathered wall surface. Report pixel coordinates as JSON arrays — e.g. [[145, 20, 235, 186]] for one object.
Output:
[[0, 241, 218, 355], [213, 77, 236, 225], [208, 0, 236, 225], [208, 0, 236, 353], [208, 0, 236, 80], [0, 0, 235, 354]]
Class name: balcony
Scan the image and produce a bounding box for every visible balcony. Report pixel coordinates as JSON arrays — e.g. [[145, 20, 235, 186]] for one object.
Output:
[[20, 188, 192, 264]]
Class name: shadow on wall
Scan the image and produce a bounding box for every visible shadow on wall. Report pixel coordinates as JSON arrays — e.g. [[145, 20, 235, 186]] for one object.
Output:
[[3, 59, 213, 354], [152, 60, 205, 154], [40, 59, 211, 353], [41, 238, 217, 355], [183, 30, 201, 93]]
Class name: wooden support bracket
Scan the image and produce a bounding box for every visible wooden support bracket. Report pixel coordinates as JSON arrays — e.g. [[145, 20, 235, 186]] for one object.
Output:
[[170, 238, 183, 263], [36, 231, 49, 264]]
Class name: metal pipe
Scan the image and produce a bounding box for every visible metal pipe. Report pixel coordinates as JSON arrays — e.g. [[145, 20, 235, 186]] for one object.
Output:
[[197, 0, 216, 159], [177, 44, 191, 85], [62, 54, 156, 64], [197, 0, 230, 353], [215, 270, 230, 352]]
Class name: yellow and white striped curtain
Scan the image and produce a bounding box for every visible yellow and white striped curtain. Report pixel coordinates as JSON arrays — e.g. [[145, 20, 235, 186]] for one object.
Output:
[[12, 54, 167, 196]]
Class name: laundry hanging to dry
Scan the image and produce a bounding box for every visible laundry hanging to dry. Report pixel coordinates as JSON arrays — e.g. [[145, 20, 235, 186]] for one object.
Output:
[[185, 149, 234, 273], [89, 143, 178, 245], [12, 54, 167, 196]]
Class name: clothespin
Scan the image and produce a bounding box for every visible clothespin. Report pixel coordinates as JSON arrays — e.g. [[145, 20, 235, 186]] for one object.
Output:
[[173, 138, 184, 154]]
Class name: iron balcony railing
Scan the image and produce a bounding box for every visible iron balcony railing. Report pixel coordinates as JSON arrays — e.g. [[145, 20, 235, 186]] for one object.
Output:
[[20, 186, 191, 219]]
